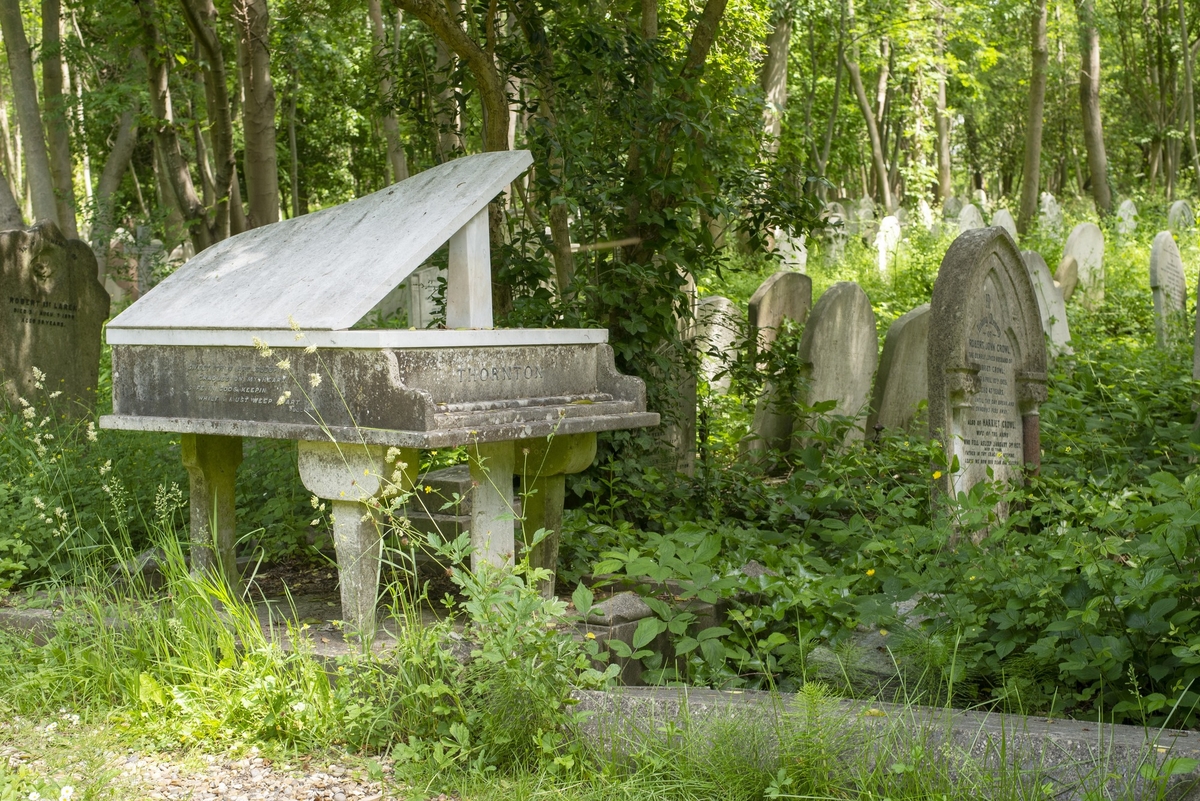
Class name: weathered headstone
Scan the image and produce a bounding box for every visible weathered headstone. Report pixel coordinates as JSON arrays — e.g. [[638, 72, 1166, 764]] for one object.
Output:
[[943, 196, 963, 220], [991, 209, 1018, 242], [1063, 222, 1105, 308], [774, 229, 807, 271], [1, 222, 110, 416], [866, 303, 930, 435], [822, 202, 849, 262], [875, 215, 901, 274], [1150, 231, 1188, 348], [958, 204, 985, 232], [1021, 250, 1072, 360], [1169, 200, 1195, 233], [856, 197, 878, 241], [792, 281, 879, 445], [696, 295, 744, 394], [1054, 255, 1079, 301], [917, 198, 935, 231], [1038, 192, 1063, 238], [1116, 199, 1138, 236], [929, 228, 1047, 512], [972, 188, 990, 214], [748, 271, 812, 360]]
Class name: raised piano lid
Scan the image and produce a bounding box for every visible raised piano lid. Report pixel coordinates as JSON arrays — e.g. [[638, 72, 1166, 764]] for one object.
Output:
[[107, 150, 534, 335]]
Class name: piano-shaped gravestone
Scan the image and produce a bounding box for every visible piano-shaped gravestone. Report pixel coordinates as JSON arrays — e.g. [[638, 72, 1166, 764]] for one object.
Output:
[[100, 151, 658, 636]]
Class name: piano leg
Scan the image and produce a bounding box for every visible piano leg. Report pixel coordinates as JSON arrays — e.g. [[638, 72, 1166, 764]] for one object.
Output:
[[468, 441, 516, 570], [297, 441, 389, 640], [517, 433, 598, 599], [180, 433, 243, 590]]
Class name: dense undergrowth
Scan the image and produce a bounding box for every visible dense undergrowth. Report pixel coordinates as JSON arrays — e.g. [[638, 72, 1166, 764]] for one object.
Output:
[[4, 199, 1200, 793]]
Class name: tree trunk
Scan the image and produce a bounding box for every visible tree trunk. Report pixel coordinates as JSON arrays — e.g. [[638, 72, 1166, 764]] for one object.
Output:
[[935, 15, 951, 200], [0, 0, 59, 226], [0, 163, 22, 229], [816, 0, 846, 188], [233, 0, 279, 226], [1076, 0, 1112, 214], [1018, 0, 1048, 235], [41, 0, 76, 235], [1180, 0, 1200, 184], [843, 51, 893, 210], [368, 0, 408, 182], [92, 108, 139, 278], [287, 66, 301, 217], [760, 2, 792, 151], [511, 0, 576, 292]]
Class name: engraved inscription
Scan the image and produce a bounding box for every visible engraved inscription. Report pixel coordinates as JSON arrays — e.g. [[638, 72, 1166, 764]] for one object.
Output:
[[961, 280, 1021, 472], [192, 364, 306, 413], [456, 364, 545, 382], [8, 294, 78, 328]]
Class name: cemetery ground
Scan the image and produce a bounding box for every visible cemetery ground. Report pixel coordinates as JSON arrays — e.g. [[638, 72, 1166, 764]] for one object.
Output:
[[5, 202, 1200, 799]]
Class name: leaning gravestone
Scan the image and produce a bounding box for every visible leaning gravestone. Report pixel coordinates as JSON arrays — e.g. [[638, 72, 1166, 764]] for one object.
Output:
[[1063, 222, 1105, 308], [943, 196, 963, 220], [958, 204, 985, 233], [1, 222, 110, 416], [748, 271, 812, 361], [991, 209, 1018, 241], [1169, 200, 1195, 233], [1055, 255, 1079, 301], [928, 228, 1047, 513], [774, 230, 807, 271], [875, 215, 901, 274], [1038, 192, 1063, 238], [696, 296, 744, 394], [1116, 199, 1138, 236], [866, 303, 930, 435], [792, 281, 878, 445], [1150, 231, 1188, 348], [1021, 250, 1072, 360]]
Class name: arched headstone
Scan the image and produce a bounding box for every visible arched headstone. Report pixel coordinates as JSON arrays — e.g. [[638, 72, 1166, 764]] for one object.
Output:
[[991, 209, 1018, 241], [1116, 199, 1138, 236], [696, 296, 744, 394], [1055, 255, 1079, 302], [1038, 192, 1063, 238], [1169, 200, 1195, 233], [1021, 250, 1072, 360], [748, 271, 812, 360], [958, 204, 985, 232], [943, 196, 963, 220], [917, 199, 935, 231], [866, 303, 930, 434], [928, 229, 1047, 515], [1150, 231, 1188, 348], [1063, 223, 1105, 308]]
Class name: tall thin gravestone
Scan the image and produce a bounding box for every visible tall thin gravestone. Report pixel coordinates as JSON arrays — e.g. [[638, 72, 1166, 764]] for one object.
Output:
[[1021, 250, 1072, 360], [696, 295, 744, 394], [1038, 192, 1063, 238], [1150, 231, 1188, 348], [1063, 222, 1105, 309], [748, 271, 812, 362], [875, 215, 901, 274], [1116, 199, 1138, 236], [1, 222, 110, 416], [792, 281, 878, 446], [866, 303, 930, 435], [929, 228, 1047, 513]]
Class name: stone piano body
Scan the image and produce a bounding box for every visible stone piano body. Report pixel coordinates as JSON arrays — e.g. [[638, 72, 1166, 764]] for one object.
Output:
[[99, 151, 658, 635]]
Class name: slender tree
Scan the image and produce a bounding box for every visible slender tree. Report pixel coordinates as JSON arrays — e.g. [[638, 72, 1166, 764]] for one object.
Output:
[[368, 0, 408, 182], [233, 0, 280, 226], [1076, 0, 1112, 214], [1018, 0, 1049, 234], [41, 0, 76, 235], [760, 1, 792, 151], [0, 0, 59, 227]]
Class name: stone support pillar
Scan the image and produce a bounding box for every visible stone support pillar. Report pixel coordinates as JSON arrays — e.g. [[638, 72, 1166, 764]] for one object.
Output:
[[298, 440, 393, 639], [180, 433, 242, 588], [467, 441, 516, 571], [516, 433, 597, 598]]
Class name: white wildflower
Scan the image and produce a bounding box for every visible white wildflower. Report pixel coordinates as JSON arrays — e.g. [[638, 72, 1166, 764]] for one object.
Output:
[[85, 422, 97, 442], [288, 314, 301, 332], [32, 497, 45, 510], [58, 785, 74, 801], [32, 366, 45, 389], [22, 406, 35, 421], [304, 343, 317, 354], [252, 337, 273, 358], [48, 391, 61, 399], [276, 391, 292, 406], [99, 459, 112, 476], [308, 372, 322, 388], [310, 494, 319, 509], [276, 358, 291, 371]]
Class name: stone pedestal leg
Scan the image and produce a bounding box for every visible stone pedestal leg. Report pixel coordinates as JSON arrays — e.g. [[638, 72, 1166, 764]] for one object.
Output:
[[517, 433, 597, 598], [180, 433, 243, 589], [298, 441, 386, 639], [468, 441, 516, 571]]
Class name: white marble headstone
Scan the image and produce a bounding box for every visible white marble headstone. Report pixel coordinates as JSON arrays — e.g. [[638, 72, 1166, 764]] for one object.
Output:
[[1021, 250, 1072, 360], [991, 209, 1018, 242], [875, 215, 901, 274], [1063, 222, 1105, 309], [1150, 230, 1188, 348], [918, 198, 935, 231], [1116, 199, 1138, 236], [958, 204, 985, 233], [696, 295, 744, 394], [1038, 192, 1063, 237]]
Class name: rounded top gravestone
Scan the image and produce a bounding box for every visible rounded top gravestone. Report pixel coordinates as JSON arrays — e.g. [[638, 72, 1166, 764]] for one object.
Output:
[[748, 271, 812, 358], [866, 303, 930, 434], [696, 296, 744, 394], [1149, 230, 1188, 348], [1021, 250, 1072, 360], [1169, 200, 1195, 233], [917, 198, 935, 231], [943, 196, 963, 220], [1, 221, 110, 417], [958, 204, 985, 232], [990, 209, 1018, 241], [1038, 192, 1063, 237], [794, 281, 879, 445], [1063, 222, 1105, 308], [1055, 255, 1079, 301], [928, 228, 1047, 509]]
